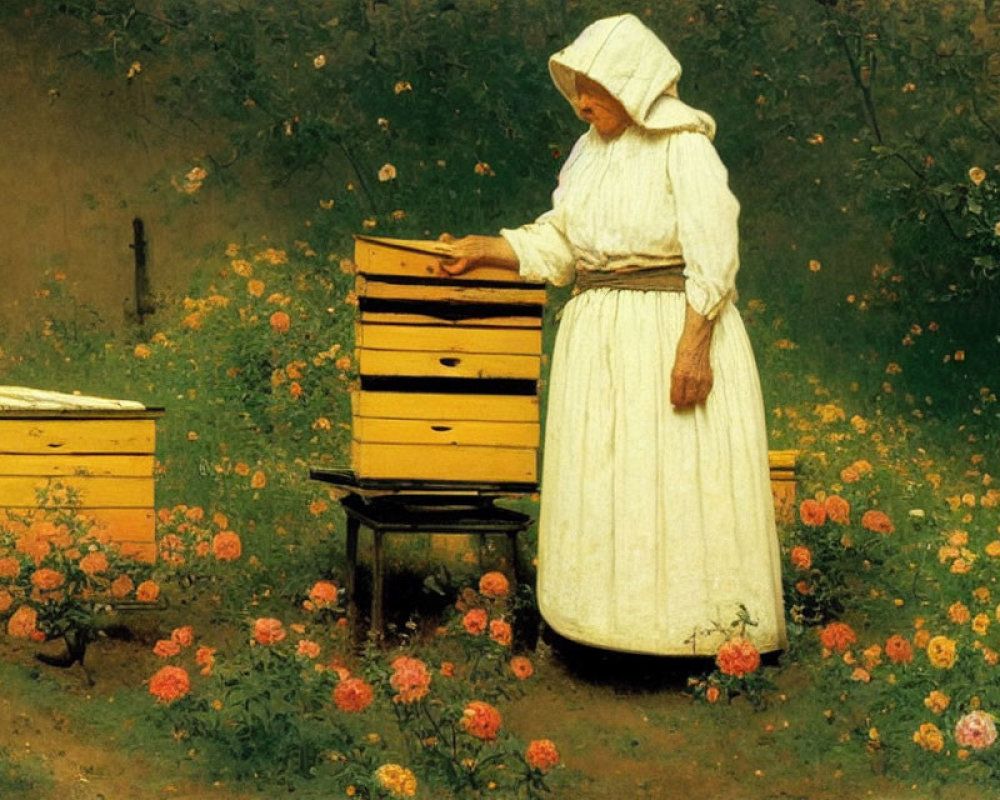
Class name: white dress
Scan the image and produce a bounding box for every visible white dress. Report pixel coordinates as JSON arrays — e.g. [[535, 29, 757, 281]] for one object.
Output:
[[501, 124, 787, 655]]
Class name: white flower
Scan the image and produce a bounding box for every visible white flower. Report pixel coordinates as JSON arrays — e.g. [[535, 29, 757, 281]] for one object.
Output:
[[313, 54, 326, 69]]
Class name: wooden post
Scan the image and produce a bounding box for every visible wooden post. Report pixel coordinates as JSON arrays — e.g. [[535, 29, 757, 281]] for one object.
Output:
[[130, 217, 154, 324]]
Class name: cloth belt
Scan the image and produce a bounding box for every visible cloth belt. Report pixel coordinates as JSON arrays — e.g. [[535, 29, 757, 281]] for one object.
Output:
[[574, 263, 686, 293]]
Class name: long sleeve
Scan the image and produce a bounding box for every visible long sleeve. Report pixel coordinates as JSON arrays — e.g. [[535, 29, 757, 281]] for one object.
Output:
[[667, 131, 741, 319]]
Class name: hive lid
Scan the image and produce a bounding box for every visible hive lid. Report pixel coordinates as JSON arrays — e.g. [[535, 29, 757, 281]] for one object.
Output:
[[0, 385, 147, 411], [353, 235, 457, 257]]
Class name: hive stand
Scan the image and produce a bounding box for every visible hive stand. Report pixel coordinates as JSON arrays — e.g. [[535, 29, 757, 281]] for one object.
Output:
[[310, 468, 534, 644]]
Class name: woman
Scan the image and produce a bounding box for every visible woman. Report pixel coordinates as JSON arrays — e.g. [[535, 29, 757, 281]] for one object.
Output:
[[443, 13, 786, 656]]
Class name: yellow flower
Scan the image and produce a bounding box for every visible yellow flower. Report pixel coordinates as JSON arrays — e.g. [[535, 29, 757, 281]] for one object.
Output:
[[313, 54, 327, 69], [378, 163, 398, 182], [926, 635, 958, 669], [814, 403, 845, 424], [373, 764, 417, 798], [474, 161, 495, 177], [969, 166, 987, 186], [924, 690, 949, 714], [913, 722, 945, 752], [133, 344, 152, 359], [809, 259, 821, 272], [972, 614, 990, 636], [126, 61, 142, 79], [807, 133, 824, 145], [394, 80, 412, 94]]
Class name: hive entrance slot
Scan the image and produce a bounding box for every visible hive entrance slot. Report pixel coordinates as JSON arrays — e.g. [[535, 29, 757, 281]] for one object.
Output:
[[360, 376, 538, 396]]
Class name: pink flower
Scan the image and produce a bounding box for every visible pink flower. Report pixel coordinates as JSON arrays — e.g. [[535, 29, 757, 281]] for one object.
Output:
[[954, 711, 998, 750]]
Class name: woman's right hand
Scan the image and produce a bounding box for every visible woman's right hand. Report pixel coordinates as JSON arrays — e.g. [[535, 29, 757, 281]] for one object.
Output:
[[437, 233, 519, 275]]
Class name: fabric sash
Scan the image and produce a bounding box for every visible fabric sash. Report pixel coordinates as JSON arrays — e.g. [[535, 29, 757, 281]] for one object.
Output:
[[574, 263, 686, 293]]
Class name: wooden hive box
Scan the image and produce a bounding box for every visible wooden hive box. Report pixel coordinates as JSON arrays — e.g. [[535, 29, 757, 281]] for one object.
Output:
[[351, 235, 545, 486], [0, 388, 163, 561], [768, 449, 798, 525]]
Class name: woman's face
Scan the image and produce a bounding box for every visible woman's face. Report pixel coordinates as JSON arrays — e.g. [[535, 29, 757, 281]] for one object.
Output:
[[573, 74, 631, 140]]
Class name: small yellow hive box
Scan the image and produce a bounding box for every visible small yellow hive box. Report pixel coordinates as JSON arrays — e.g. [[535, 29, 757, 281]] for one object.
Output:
[[0, 387, 163, 561], [768, 449, 798, 525], [351, 235, 545, 485]]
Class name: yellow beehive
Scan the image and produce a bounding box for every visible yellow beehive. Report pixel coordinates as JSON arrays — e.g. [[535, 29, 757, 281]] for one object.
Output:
[[351, 235, 545, 485], [0, 394, 163, 561], [768, 449, 798, 525]]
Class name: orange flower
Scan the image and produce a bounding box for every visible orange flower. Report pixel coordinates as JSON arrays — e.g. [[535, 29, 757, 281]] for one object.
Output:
[[914, 629, 931, 648], [390, 656, 432, 704], [269, 311, 291, 333], [824, 495, 851, 525], [478, 571, 510, 598], [253, 617, 286, 645], [195, 645, 216, 675], [525, 739, 560, 772], [212, 531, 242, 561], [923, 690, 949, 714], [171, 626, 195, 648], [440, 661, 456, 677], [461, 701, 502, 740], [248, 278, 265, 298], [489, 618, 513, 647], [159, 533, 186, 565], [212, 511, 229, 529], [972, 614, 990, 636], [819, 622, 857, 654], [716, 636, 761, 677], [799, 499, 826, 527], [885, 634, 913, 664], [6, 605, 39, 639], [510, 656, 534, 680], [153, 639, 182, 658], [110, 574, 134, 599], [136, 580, 161, 603], [148, 665, 191, 704], [789, 546, 812, 570], [250, 470, 267, 489], [79, 551, 109, 576], [462, 608, 488, 635], [31, 568, 65, 592], [912, 722, 944, 752], [333, 677, 375, 713], [0, 557, 21, 578], [861, 509, 894, 534], [308, 580, 338, 609], [948, 602, 971, 624], [0, 589, 13, 613], [795, 580, 811, 595], [234, 462, 250, 477]]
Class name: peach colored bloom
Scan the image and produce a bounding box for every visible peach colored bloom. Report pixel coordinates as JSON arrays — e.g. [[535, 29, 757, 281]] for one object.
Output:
[[333, 677, 375, 713], [923, 690, 950, 714], [390, 656, 432, 704], [110, 574, 134, 599], [136, 580, 160, 603], [0, 557, 21, 578], [297, 639, 321, 659], [171, 626, 195, 648], [212, 531, 242, 561], [954, 711, 997, 750], [31, 568, 64, 592], [510, 655, 534, 680], [148, 665, 191, 704], [250, 470, 267, 489], [926, 635, 957, 669], [461, 700, 502, 740], [153, 639, 182, 658], [462, 607, 488, 635], [799, 498, 826, 526], [525, 739, 560, 772], [824, 495, 851, 525], [716, 636, 761, 677], [6, 605, 38, 639], [479, 571, 510, 598], [489, 618, 512, 647], [269, 311, 291, 333], [913, 722, 944, 752], [861, 509, 894, 534], [308, 580, 338, 609], [789, 546, 812, 570], [885, 634, 913, 664], [819, 622, 857, 654], [79, 551, 109, 575], [253, 617, 286, 645]]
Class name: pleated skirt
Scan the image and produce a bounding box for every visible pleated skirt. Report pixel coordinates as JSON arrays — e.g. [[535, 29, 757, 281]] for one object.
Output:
[[536, 288, 787, 655]]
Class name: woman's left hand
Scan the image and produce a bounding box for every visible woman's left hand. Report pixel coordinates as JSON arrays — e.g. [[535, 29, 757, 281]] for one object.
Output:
[[670, 304, 715, 408]]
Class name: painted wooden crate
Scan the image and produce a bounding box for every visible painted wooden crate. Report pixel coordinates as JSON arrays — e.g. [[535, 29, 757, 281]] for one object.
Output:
[[768, 449, 798, 525], [0, 402, 163, 561], [351, 235, 545, 484]]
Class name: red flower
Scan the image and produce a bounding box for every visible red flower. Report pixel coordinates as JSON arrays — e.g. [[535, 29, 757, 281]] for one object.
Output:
[[333, 677, 375, 713], [799, 499, 826, 527], [824, 495, 851, 525], [819, 622, 857, 653], [478, 571, 510, 599], [212, 531, 242, 561], [861, 510, 894, 534], [148, 665, 191, 704], [253, 617, 286, 645], [489, 618, 512, 647], [390, 656, 432, 704], [461, 701, 502, 740], [525, 739, 560, 772], [716, 636, 761, 677], [462, 608, 488, 635], [885, 634, 914, 665]]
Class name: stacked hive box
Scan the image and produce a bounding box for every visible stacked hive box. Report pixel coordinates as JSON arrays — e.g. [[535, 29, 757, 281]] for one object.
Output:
[[350, 236, 545, 486], [0, 400, 163, 561]]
